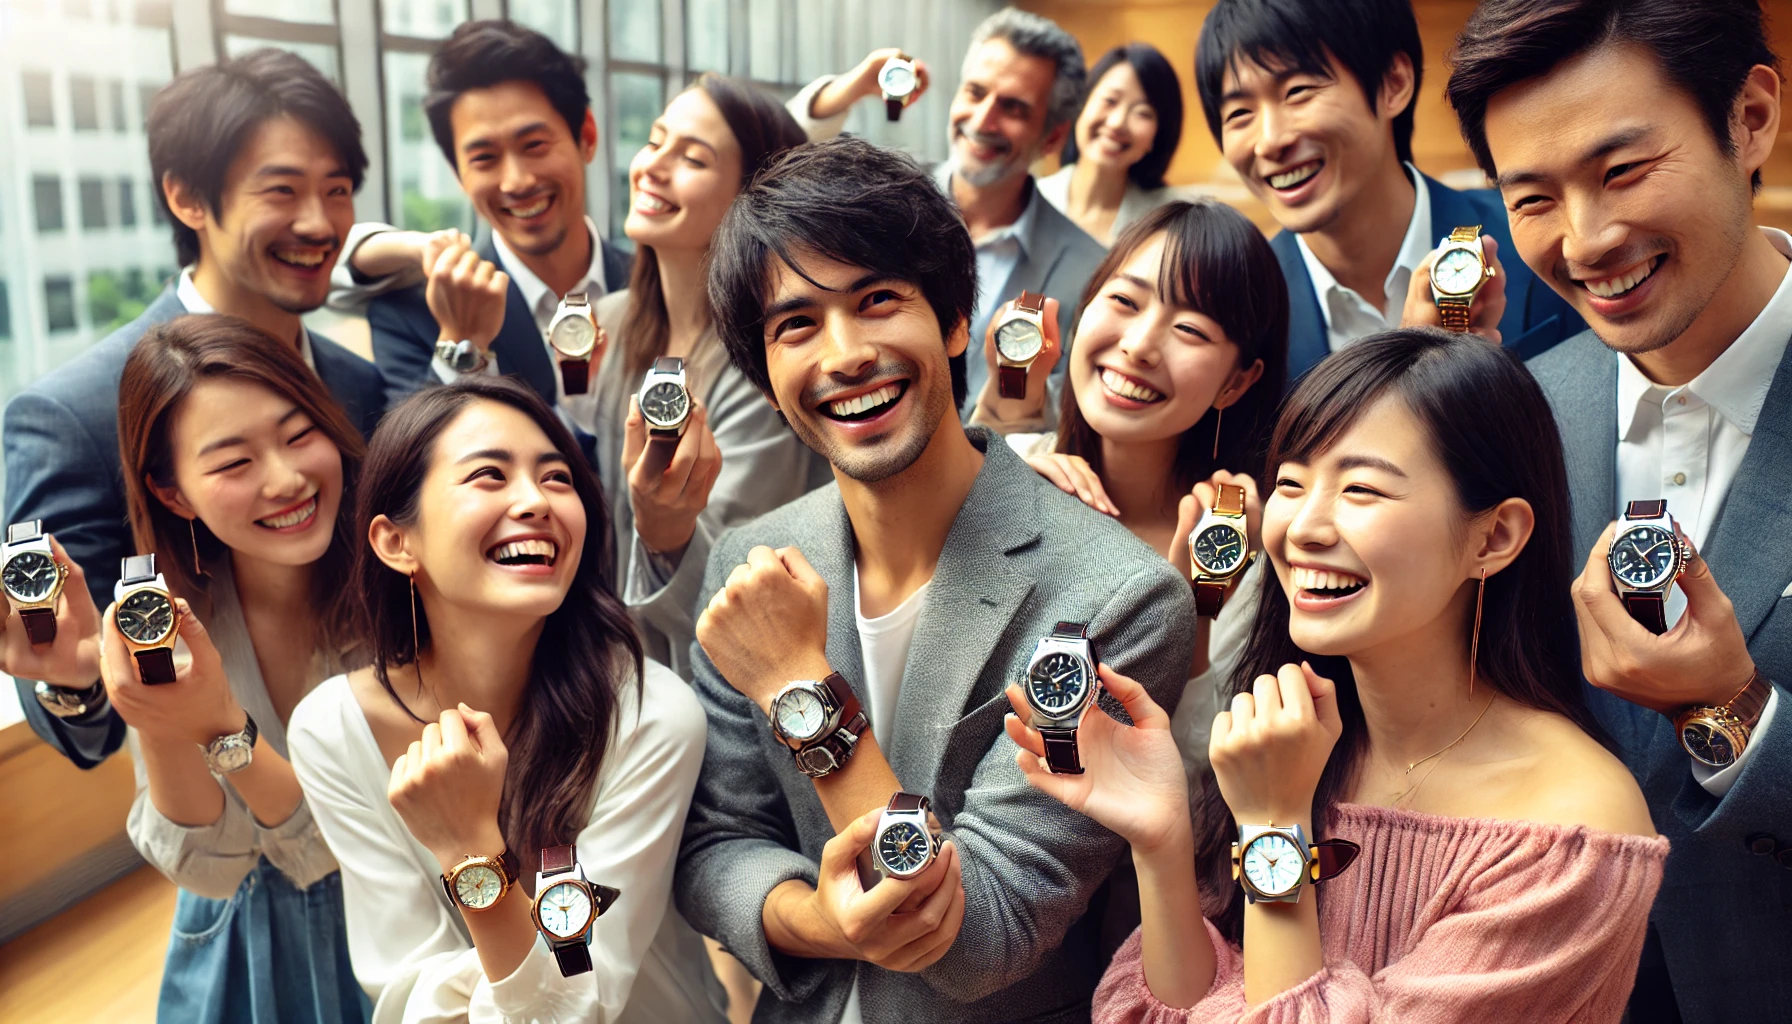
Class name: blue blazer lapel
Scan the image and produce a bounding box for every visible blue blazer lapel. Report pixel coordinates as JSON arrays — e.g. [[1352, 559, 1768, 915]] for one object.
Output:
[[478, 238, 558, 405], [1705, 338, 1792, 639], [1271, 231, 1329, 387]]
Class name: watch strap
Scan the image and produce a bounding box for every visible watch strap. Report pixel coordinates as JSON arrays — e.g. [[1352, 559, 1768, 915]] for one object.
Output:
[[6, 520, 43, 545], [1214, 483, 1247, 518], [559, 356, 590, 395], [653, 356, 684, 374], [1194, 580, 1228, 618], [1447, 224, 1483, 244], [821, 672, 864, 731], [1311, 838, 1361, 883], [552, 942, 593, 976], [1049, 621, 1088, 641], [594, 883, 621, 917], [560, 291, 590, 311], [19, 607, 57, 644], [541, 844, 576, 877], [641, 435, 679, 478], [135, 645, 177, 684], [1622, 593, 1668, 635], [1625, 499, 1668, 520], [121, 553, 157, 586], [886, 97, 903, 121], [1727, 671, 1773, 727], [888, 792, 928, 814], [1014, 290, 1046, 315], [997, 363, 1029, 399], [1039, 725, 1084, 775], [1438, 296, 1472, 332]]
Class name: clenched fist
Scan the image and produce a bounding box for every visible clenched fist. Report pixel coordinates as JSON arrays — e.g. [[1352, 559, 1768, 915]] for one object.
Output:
[[696, 545, 832, 710], [388, 704, 510, 869]]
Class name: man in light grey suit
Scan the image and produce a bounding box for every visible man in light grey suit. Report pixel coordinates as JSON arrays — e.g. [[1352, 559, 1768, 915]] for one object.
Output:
[[784, 8, 1106, 432], [678, 138, 1194, 1023], [1449, 3, 1792, 1022]]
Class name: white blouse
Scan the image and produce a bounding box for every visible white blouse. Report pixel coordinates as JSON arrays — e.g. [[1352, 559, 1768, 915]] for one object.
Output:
[[1034, 165, 1207, 247], [287, 660, 727, 1024]]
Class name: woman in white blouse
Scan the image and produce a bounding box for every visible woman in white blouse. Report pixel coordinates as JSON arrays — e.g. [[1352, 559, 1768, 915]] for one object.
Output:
[[287, 375, 725, 1024]]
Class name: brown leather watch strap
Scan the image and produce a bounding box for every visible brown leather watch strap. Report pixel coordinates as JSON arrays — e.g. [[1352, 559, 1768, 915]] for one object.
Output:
[[1312, 838, 1361, 883], [20, 607, 57, 645], [1039, 725, 1083, 775], [1625, 499, 1668, 519], [1194, 580, 1227, 618], [1622, 593, 1668, 635], [997, 363, 1029, 400], [541, 844, 575, 876], [1214, 483, 1246, 518], [135, 646, 177, 685], [641, 435, 679, 478], [888, 792, 927, 814], [886, 97, 903, 121], [552, 942, 593, 976], [822, 672, 864, 731], [559, 357, 590, 395], [1015, 290, 1046, 314]]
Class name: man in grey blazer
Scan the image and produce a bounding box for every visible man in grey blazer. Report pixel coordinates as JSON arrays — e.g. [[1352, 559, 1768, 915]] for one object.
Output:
[[678, 138, 1193, 1023], [784, 9, 1106, 430], [1449, 3, 1792, 1022]]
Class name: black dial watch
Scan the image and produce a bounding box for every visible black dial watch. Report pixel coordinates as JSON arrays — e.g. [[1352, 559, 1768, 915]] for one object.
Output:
[[113, 554, 180, 684], [1607, 499, 1687, 634], [870, 792, 942, 880], [1021, 622, 1098, 774], [4, 520, 70, 644], [637, 357, 692, 477]]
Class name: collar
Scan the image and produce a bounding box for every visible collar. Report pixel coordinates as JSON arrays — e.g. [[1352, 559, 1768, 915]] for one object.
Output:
[[1294, 163, 1432, 317], [934, 163, 1041, 259], [177, 267, 316, 371], [491, 215, 607, 319], [1616, 226, 1792, 441]]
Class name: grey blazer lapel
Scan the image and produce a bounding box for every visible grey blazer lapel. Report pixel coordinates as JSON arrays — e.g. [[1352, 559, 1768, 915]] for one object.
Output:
[[1545, 334, 1620, 558], [1704, 338, 1792, 638]]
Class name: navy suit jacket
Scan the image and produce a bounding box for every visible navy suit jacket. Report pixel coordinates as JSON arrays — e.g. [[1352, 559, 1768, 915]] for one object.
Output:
[[1529, 331, 1792, 1024], [2, 287, 387, 768], [1273, 173, 1584, 384], [368, 234, 632, 409]]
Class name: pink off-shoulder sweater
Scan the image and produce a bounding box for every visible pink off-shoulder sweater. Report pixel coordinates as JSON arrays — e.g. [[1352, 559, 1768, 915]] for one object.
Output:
[[1095, 803, 1669, 1024]]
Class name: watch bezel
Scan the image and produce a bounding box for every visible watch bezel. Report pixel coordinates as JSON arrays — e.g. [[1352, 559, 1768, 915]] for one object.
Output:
[[639, 378, 692, 430], [1678, 713, 1748, 768], [549, 312, 599, 359], [1024, 644, 1095, 722], [878, 58, 918, 99], [994, 316, 1045, 363], [1238, 830, 1308, 899], [115, 586, 179, 647], [873, 817, 937, 879], [533, 878, 597, 939], [2, 548, 63, 605], [770, 680, 838, 745], [1191, 521, 1249, 576], [1431, 244, 1486, 296], [1606, 522, 1683, 592], [448, 856, 511, 911]]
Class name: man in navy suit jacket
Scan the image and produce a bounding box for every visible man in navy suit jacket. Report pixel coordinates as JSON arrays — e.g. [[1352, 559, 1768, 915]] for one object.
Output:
[[2, 50, 386, 769], [1193, 0, 1583, 383]]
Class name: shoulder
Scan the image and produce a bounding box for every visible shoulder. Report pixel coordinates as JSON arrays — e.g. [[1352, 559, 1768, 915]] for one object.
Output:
[[286, 672, 358, 756], [1525, 328, 1608, 384], [1032, 189, 1105, 265], [311, 335, 382, 382], [1495, 709, 1658, 838], [1034, 165, 1072, 206], [15, 304, 171, 410]]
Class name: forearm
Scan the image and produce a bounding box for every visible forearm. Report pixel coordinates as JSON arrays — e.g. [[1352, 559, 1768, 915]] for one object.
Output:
[[349, 228, 427, 280], [140, 734, 227, 827], [969, 380, 1048, 435], [762, 878, 844, 960], [811, 731, 904, 834], [1241, 858, 1323, 1006], [1131, 828, 1216, 1008], [224, 736, 305, 828], [457, 884, 542, 987]]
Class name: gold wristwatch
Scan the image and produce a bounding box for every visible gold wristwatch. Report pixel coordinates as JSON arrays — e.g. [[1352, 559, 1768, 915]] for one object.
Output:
[[1189, 483, 1253, 617], [442, 848, 520, 912], [1675, 671, 1771, 769], [1430, 225, 1496, 332], [992, 291, 1048, 399]]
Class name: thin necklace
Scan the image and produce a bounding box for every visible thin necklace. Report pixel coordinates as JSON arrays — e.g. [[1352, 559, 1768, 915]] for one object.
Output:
[[1393, 693, 1496, 806]]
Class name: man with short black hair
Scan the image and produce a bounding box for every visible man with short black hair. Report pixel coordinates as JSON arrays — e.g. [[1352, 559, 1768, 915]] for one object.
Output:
[[3, 49, 387, 768], [677, 135, 1195, 1024], [1195, 0, 1583, 382], [1449, 1, 1791, 1020]]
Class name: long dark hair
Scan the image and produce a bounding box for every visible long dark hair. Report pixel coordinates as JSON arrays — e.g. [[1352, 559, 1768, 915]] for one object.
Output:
[[118, 314, 364, 659], [1062, 43, 1184, 191], [353, 376, 643, 857], [1193, 329, 1607, 941], [1055, 200, 1288, 496]]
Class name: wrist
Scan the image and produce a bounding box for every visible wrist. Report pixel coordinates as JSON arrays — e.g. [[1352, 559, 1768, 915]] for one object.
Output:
[[637, 516, 698, 557], [432, 822, 508, 874], [1690, 664, 1760, 709], [1132, 814, 1197, 867], [755, 654, 834, 715]]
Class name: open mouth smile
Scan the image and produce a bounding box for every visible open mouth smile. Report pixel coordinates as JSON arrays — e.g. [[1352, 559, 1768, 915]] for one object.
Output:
[[1291, 565, 1367, 608], [256, 495, 319, 532], [1266, 159, 1322, 192], [271, 247, 331, 270], [634, 190, 678, 215], [1579, 255, 1665, 299], [1099, 367, 1164, 405], [503, 193, 554, 222], [820, 380, 908, 422], [488, 537, 559, 568]]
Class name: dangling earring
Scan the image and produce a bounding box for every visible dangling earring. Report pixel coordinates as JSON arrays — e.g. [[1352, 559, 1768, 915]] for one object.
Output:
[[1212, 405, 1225, 460], [1468, 567, 1487, 697], [189, 518, 209, 578], [409, 574, 421, 666]]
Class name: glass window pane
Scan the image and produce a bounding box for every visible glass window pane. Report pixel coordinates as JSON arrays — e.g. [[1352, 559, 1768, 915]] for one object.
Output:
[[223, 36, 341, 86], [118, 179, 138, 227], [384, 50, 475, 233], [610, 71, 664, 241], [686, 0, 728, 73], [79, 178, 108, 230], [108, 79, 127, 132], [224, 0, 336, 25], [33, 176, 64, 233], [87, 269, 154, 335], [44, 277, 78, 333], [23, 70, 55, 127], [507, 0, 576, 51], [382, 0, 470, 38], [610, 0, 661, 63], [748, 0, 779, 82], [0, 280, 11, 341], [70, 75, 100, 130]]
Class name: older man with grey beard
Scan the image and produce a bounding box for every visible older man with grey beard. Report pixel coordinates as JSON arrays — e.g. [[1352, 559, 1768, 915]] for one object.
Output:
[[785, 7, 1107, 432]]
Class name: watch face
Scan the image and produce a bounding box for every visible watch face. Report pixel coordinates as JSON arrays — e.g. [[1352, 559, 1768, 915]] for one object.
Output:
[[773, 686, 829, 742], [211, 738, 253, 774], [3, 550, 59, 602], [454, 863, 504, 910], [1192, 523, 1247, 575], [550, 315, 597, 357], [1607, 524, 1678, 589], [537, 880, 594, 937], [1241, 832, 1305, 897], [1027, 651, 1089, 715], [876, 820, 933, 877], [879, 63, 916, 96], [116, 589, 176, 645], [995, 318, 1044, 363], [640, 381, 690, 428], [1433, 247, 1484, 295], [1680, 720, 1737, 768]]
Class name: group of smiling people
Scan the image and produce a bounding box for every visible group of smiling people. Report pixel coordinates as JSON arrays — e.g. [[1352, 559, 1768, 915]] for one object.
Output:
[[4, 1, 1789, 1023]]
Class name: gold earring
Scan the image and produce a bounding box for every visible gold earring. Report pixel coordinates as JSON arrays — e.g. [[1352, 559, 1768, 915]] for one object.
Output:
[[1212, 405, 1224, 461], [409, 574, 421, 664], [1468, 567, 1487, 697], [189, 518, 209, 578]]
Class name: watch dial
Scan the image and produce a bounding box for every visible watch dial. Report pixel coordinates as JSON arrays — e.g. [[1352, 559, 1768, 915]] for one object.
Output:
[[880, 64, 916, 96], [1681, 721, 1736, 768], [640, 381, 690, 427], [3, 550, 58, 602], [1607, 524, 1677, 589], [1192, 524, 1246, 575], [1241, 832, 1305, 897], [116, 589, 175, 645], [1433, 247, 1484, 295], [876, 820, 933, 876], [1027, 652, 1088, 715], [212, 739, 252, 774], [551, 315, 596, 357], [995, 319, 1044, 363], [774, 687, 828, 742], [455, 863, 504, 909], [538, 880, 594, 937]]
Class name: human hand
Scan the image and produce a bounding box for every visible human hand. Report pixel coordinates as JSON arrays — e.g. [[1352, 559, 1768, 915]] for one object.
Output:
[[98, 597, 242, 746], [1210, 662, 1341, 827], [1401, 234, 1507, 345], [425, 239, 510, 351], [802, 806, 964, 971], [387, 704, 510, 869], [0, 535, 103, 687], [810, 48, 934, 120], [1175, 471, 1263, 581], [976, 295, 1062, 423], [696, 546, 832, 710], [623, 398, 722, 555], [1572, 523, 1756, 713], [1006, 664, 1191, 854], [1024, 452, 1118, 516]]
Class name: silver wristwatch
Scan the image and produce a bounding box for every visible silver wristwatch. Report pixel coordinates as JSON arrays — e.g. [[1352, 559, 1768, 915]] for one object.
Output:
[[637, 357, 692, 477], [435, 339, 489, 374], [870, 792, 941, 880], [202, 713, 258, 775], [1020, 622, 1098, 775]]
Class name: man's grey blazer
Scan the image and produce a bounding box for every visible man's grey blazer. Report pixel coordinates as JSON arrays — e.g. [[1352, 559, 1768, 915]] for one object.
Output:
[[676, 428, 1196, 1024], [1529, 331, 1792, 1024]]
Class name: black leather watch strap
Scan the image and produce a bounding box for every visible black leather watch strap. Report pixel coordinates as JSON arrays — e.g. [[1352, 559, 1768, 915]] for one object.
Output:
[[135, 646, 177, 685], [552, 942, 593, 976], [1039, 725, 1083, 775], [1623, 593, 1668, 635], [641, 435, 679, 478], [1625, 499, 1668, 519], [888, 792, 928, 814], [20, 607, 58, 644], [559, 357, 590, 395]]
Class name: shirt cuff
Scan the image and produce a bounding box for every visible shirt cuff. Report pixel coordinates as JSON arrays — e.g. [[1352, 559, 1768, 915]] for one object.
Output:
[[1692, 686, 1778, 797]]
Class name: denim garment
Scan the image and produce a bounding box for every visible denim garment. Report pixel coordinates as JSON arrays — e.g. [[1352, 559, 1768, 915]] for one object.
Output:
[[158, 859, 369, 1024]]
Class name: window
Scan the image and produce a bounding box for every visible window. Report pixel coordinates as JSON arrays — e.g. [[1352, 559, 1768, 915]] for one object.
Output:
[[0, 281, 11, 342], [88, 269, 155, 334], [610, 0, 662, 63], [223, 35, 341, 85], [609, 72, 664, 241], [138, 82, 159, 129], [383, 0, 468, 38], [70, 75, 100, 131], [507, 0, 577, 51], [44, 277, 78, 333], [686, 0, 729, 73], [385, 48, 473, 232], [748, 0, 781, 82], [33, 176, 65, 233], [118, 179, 137, 228], [23, 70, 55, 127], [224, 0, 335, 24], [108, 79, 128, 132], [79, 178, 108, 230]]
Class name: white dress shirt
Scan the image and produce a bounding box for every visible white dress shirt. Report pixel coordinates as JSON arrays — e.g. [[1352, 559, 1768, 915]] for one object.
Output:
[[1614, 226, 1792, 797], [178, 267, 317, 370], [931, 162, 1044, 356], [1295, 163, 1434, 353]]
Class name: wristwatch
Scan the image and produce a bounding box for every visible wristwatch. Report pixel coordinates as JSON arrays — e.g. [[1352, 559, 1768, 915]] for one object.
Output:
[[3, 520, 70, 644], [441, 848, 521, 912], [767, 671, 869, 778], [547, 291, 602, 395], [878, 54, 919, 121], [34, 679, 107, 719], [201, 713, 259, 775], [1675, 670, 1772, 769], [1230, 823, 1361, 904], [531, 845, 621, 977], [870, 792, 941, 880], [637, 357, 692, 478], [1429, 225, 1495, 332], [1021, 622, 1098, 775], [992, 291, 1048, 400], [434, 338, 489, 375], [113, 554, 180, 684], [1189, 483, 1253, 617], [1606, 499, 1688, 634]]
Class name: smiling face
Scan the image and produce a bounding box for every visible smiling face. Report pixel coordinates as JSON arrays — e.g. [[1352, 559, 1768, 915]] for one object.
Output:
[[1485, 43, 1765, 356], [1070, 232, 1258, 445], [625, 87, 744, 254], [451, 80, 596, 260], [1075, 62, 1157, 173], [759, 251, 967, 484], [157, 378, 343, 569], [1217, 52, 1409, 235], [949, 38, 1064, 189]]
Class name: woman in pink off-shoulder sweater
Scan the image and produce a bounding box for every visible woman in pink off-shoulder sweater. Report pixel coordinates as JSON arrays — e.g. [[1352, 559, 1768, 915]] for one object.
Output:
[[1005, 331, 1666, 1024]]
